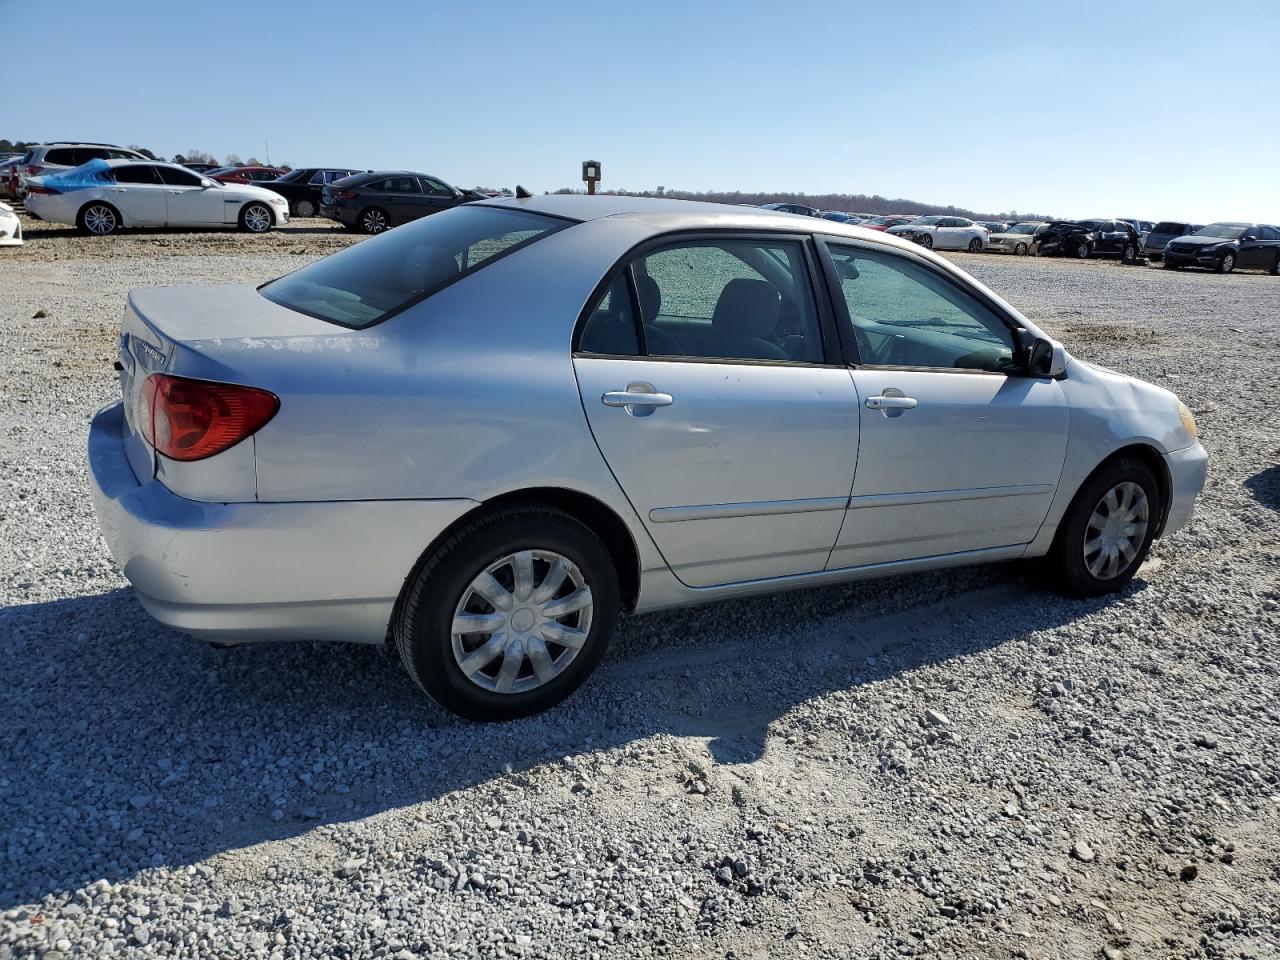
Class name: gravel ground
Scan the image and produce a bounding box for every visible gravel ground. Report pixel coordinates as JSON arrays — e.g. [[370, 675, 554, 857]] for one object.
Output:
[[1, 219, 1278, 960]]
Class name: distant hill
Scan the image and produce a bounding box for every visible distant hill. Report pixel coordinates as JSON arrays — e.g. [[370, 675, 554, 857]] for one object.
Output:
[[551, 187, 1051, 222]]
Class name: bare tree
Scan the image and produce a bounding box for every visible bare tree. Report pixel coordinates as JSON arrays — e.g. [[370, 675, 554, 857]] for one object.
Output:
[[183, 148, 216, 164], [224, 153, 242, 167]]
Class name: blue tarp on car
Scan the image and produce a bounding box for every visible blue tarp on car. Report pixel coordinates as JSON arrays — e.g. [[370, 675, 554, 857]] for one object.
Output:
[[36, 158, 112, 193]]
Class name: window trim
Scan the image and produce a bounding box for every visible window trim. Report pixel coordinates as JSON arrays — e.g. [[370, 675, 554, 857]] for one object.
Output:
[[815, 234, 1034, 376], [572, 229, 844, 368]]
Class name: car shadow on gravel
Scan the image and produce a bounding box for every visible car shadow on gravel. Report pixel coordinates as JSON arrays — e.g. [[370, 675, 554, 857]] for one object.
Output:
[[0, 567, 1142, 907], [1244, 464, 1279, 510]]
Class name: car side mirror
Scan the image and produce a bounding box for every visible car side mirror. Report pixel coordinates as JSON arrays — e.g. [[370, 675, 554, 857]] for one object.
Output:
[[200, 179, 215, 188], [1028, 337, 1066, 378], [1243, 235, 1257, 242]]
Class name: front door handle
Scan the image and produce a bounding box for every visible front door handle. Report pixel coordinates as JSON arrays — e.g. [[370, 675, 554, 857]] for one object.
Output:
[[865, 395, 917, 410], [602, 382, 673, 417]]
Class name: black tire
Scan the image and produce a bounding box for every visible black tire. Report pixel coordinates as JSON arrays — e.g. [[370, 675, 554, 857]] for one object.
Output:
[[239, 202, 274, 233], [1014, 242, 1028, 256], [967, 237, 983, 253], [394, 505, 620, 721], [1074, 241, 1092, 259], [1271, 254, 1279, 276], [919, 233, 933, 249], [1218, 253, 1235, 274], [1162, 260, 1179, 270], [292, 198, 316, 218], [77, 202, 120, 236], [359, 207, 389, 235], [1046, 458, 1161, 597], [1122, 242, 1136, 260]]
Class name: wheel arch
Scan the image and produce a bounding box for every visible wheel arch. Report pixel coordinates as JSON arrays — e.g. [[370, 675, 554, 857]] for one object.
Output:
[[78, 199, 123, 229], [1067, 442, 1174, 541], [389, 486, 643, 638], [240, 200, 277, 227]]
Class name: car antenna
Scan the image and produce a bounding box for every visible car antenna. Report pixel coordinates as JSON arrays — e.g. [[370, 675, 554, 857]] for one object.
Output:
[[515, 185, 532, 199]]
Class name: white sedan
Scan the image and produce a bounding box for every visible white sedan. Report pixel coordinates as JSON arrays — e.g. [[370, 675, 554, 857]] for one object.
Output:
[[887, 215, 988, 251], [0, 200, 22, 246], [24, 159, 289, 235]]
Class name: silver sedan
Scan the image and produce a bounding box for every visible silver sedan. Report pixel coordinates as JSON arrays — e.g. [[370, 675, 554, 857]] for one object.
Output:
[[89, 197, 1208, 720]]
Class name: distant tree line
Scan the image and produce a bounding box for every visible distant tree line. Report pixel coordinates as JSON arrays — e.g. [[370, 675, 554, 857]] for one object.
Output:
[[551, 186, 1049, 222]]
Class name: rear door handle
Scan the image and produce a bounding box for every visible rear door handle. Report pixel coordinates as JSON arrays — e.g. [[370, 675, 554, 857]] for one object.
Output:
[[865, 395, 917, 410], [602, 382, 673, 417]]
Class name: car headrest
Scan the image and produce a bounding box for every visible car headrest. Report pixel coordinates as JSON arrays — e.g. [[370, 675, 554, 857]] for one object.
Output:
[[635, 274, 662, 323], [711, 278, 780, 339], [402, 245, 460, 291]]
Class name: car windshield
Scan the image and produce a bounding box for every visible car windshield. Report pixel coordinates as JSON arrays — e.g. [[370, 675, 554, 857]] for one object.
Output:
[[1153, 222, 1186, 233], [1193, 223, 1248, 240], [260, 205, 568, 329], [910, 216, 942, 225], [1008, 223, 1039, 234]]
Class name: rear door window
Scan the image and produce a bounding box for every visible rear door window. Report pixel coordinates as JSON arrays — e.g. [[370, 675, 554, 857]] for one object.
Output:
[[260, 206, 567, 328], [381, 175, 421, 193], [112, 164, 163, 184], [45, 148, 76, 165]]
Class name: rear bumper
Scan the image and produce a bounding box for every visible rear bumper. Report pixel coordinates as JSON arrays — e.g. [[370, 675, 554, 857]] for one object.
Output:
[[88, 402, 478, 645], [1161, 441, 1208, 537]]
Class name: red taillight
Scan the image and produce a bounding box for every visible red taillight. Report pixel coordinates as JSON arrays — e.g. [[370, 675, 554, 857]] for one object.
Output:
[[25, 184, 55, 195], [334, 189, 356, 200], [140, 374, 279, 462]]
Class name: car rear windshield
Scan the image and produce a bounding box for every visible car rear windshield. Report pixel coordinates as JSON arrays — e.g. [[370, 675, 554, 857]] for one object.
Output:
[[259, 205, 568, 328], [1153, 221, 1187, 233]]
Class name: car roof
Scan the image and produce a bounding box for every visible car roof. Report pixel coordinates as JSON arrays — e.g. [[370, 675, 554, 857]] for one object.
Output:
[[474, 194, 933, 252]]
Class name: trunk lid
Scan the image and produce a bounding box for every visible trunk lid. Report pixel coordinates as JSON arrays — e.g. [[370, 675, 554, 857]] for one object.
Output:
[[117, 284, 352, 480]]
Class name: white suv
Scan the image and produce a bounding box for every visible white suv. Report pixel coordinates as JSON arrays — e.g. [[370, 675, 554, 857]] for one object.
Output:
[[15, 142, 148, 197]]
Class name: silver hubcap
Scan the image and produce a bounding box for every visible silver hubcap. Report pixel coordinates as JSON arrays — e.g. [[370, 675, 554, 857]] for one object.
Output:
[[85, 206, 115, 234], [1084, 482, 1149, 580], [364, 211, 386, 233], [1222, 255, 1233, 272], [1015, 243, 1026, 255], [451, 550, 593, 695], [296, 200, 315, 217], [244, 206, 270, 231]]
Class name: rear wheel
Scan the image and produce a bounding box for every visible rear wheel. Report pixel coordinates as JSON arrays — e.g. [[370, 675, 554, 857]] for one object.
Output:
[[78, 202, 120, 236], [1218, 252, 1235, 274], [967, 237, 983, 253], [292, 198, 316, 218], [395, 506, 620, 721], [239, 202, 274, 233], [1270, 254, 1279, 276], [1047, 458, 1160, 597], [1122, 242, 1137, 260], [359, 207, 389, 234]]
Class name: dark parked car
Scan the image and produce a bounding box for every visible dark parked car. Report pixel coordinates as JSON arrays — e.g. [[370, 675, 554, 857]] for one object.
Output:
[[1142, 221, 1203, 261], [1162, 222, 1280, 274], [256, 167, 360, 217], [760, 202, 820, 217], [1034, 219, 1141, 260], [206, 165, 288, 185], [320, 171, 479, 234]]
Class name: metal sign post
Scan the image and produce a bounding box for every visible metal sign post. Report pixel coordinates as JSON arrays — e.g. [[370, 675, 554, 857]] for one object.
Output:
[[582, 160, 601, 196]]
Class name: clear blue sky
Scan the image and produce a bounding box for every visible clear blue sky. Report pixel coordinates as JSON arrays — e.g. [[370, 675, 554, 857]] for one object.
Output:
[[10, 0, 1279, 221]]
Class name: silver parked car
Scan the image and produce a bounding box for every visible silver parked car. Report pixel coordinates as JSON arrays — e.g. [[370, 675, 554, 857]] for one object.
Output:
[[89, 196, 1208, 720]]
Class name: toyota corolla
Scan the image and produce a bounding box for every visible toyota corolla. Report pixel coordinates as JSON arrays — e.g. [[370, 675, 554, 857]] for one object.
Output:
[[89, 196, 1208, 720]]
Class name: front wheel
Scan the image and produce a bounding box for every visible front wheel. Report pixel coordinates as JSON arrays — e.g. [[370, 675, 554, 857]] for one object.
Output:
[[967, 237, 983, 253], [395, 506, 620, 721], [239, 202, 274, 233], [1218, 253, 1235, 274], [1014, 242, 1028, 256], [292, 198, 316, 218], [918, 233, 934, 249], [1047, 458, 1160, 597], [1074, 241, 1092, 259]]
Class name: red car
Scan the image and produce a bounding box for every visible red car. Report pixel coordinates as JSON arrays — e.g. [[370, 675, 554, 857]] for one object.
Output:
[[857, 215, 916, 232], [206, 165, 287, 185]]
